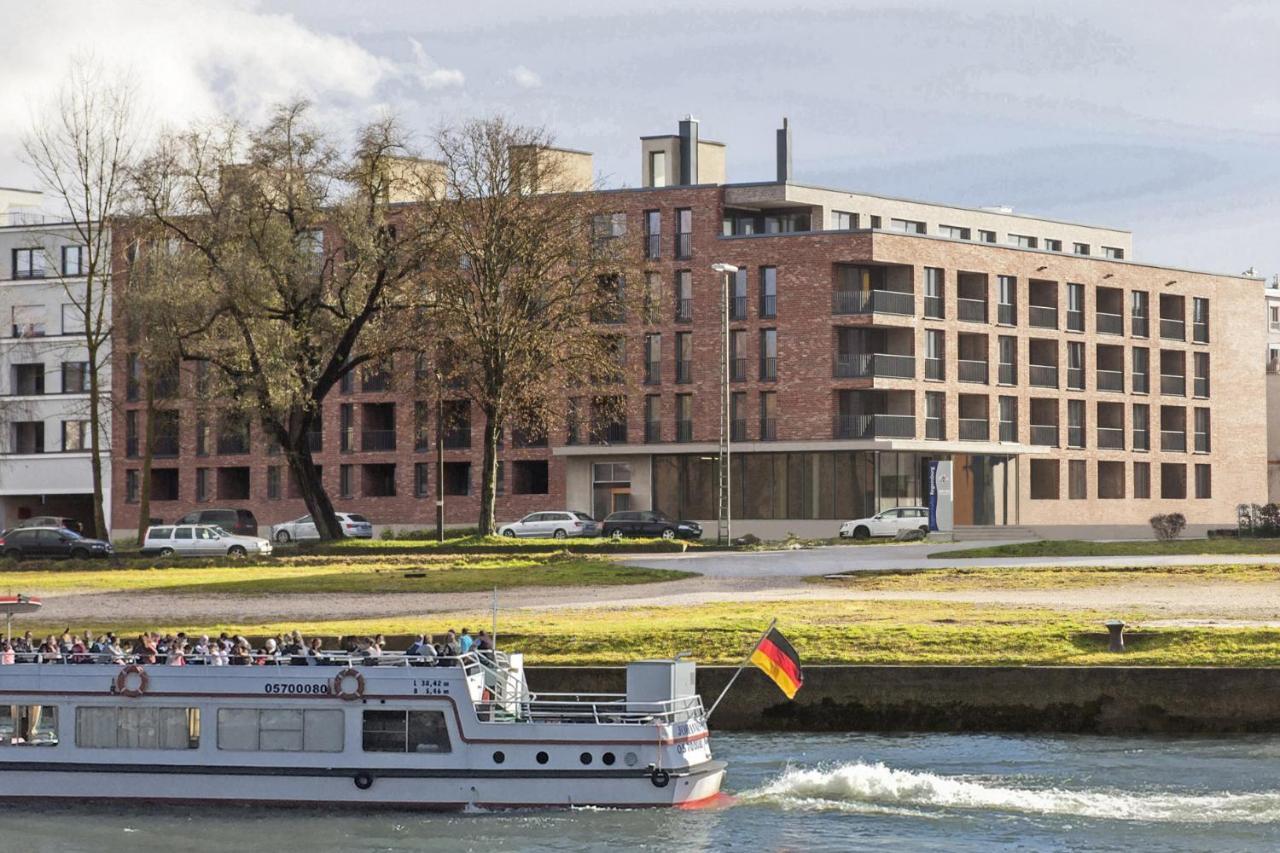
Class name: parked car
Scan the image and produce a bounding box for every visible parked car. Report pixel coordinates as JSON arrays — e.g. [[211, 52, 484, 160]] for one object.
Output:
[[12, 516, 84, 534], [141, 524, 273, 558], [0, 527, 113, 560], [270, 512, 373, 544], [498, 511, 600, 539], [176, 508, 259, 538], [602, 510, 702, 541], [838, 506, 931, 540]]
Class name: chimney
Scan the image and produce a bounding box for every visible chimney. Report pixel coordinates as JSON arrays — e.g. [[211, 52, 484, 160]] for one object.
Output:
[[678, 116, 699, 185], [776, 117, 792, 183]]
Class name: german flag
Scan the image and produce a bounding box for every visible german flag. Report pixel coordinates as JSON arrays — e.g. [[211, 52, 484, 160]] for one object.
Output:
[[750, 626, 803, 699]]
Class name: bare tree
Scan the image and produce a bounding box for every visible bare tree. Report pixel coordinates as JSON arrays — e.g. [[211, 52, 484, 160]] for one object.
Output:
[[22, 56, 139, 538], [426, 118, 640, 535], [133, 102, 439, 540]]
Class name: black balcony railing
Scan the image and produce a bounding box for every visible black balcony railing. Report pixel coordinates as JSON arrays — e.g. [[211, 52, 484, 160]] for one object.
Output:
[[1161, 374, 1186, 396], [1030, 424, 1059, 446], [1160, 318, 1185, 340], [1097, 370, 1124, 392], [1029, 305, 1058, 328], [361, 429, 396, 451], [1029, 364, 1058, 388], [957, 359, 988, 383], [834, 413, 915, 440], [834, 353, 915, 379], [676, 232, 692, 259], [675, 359, 692, 384], [1098, 427, 1125, 449], [675, 420, 693, 442], [832, 289, 914, 316], [957, 298, 987, 323], [1097, 312, 1123, 335]]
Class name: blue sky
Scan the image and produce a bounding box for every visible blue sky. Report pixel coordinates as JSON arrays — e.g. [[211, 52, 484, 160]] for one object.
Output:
[[4, 0, 1277, 277]]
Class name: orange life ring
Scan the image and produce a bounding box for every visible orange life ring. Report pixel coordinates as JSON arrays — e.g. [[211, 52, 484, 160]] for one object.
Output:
[[115, 664, 149, 698], [332, 668, 366, 701]]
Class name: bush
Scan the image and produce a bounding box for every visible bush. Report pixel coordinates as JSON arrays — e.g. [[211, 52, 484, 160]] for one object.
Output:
[[1150, 513, 1187, 541]]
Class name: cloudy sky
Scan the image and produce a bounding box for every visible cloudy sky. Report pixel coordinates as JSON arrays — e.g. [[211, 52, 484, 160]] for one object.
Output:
[[3, 0, 1277, 277]]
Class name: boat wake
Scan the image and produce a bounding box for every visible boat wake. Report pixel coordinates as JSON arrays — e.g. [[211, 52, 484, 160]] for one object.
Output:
[[739, 761, 1280, 823]]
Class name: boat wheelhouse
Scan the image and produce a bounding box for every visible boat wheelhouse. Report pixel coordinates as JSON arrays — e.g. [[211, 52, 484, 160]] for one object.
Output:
[[0, 651, 723, 809]]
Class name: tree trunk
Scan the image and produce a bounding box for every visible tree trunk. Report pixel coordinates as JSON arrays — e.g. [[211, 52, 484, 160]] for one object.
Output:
[[477, 406, 501, 535], [135, 377, 156, 547], [87, 345, 108, 540], [275, 407, 343, 541]]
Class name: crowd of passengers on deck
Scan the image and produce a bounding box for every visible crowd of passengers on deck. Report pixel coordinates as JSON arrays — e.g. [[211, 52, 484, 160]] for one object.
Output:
[[0, 627, 494, 666]]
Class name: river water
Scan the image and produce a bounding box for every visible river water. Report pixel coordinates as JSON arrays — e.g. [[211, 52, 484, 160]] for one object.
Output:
[[7, 732, 1280, 852]]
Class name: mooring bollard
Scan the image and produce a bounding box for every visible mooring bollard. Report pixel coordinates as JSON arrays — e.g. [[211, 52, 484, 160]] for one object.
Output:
[[1105, 620, 1125, 653]]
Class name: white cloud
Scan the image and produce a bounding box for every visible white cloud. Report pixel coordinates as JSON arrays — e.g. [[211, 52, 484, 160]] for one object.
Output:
[[407, 37, 465, 90], [510, 65, 542, 89]]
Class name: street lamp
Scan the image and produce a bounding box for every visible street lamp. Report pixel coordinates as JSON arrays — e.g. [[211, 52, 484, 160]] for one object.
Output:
[[710, 262, 739, 545]]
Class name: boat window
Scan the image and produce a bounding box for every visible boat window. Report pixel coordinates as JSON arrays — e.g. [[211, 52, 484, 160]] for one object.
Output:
[[75, 707, 198, 749], [362, 710, 451, 754], [216, 708, 343, 752], [0, 705, 58, 746]]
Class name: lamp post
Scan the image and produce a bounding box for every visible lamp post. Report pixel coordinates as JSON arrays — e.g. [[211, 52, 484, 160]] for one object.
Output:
[[710, 263, 739, 545]]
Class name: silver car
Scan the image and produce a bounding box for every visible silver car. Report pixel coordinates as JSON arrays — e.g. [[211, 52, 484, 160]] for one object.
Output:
[[142, 524, 274, 558], [271, 512, 373, 543], [499, 511, 600, 539]]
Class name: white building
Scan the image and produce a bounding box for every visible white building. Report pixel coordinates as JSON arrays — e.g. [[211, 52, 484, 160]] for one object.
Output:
[[0, 188, 111, 532]]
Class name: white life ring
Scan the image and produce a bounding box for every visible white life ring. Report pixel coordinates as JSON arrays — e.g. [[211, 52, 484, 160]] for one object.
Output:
[[332, 668, 366, 701], [115, 664, 149, 698]]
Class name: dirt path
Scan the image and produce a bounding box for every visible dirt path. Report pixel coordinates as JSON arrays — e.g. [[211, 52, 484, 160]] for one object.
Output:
[[26, 575, 1280, 626]]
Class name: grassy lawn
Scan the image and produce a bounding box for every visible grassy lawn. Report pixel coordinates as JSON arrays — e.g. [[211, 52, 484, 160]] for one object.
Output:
[[25, 599, 1280, 667], [818, 563, 1280, 591], [0, 552, 692, 596], [930, 538, 1280, 560]]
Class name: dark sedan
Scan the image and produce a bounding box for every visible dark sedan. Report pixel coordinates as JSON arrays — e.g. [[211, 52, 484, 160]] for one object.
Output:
[[602, 510, 702, 541], [0, 527, 114, 560]]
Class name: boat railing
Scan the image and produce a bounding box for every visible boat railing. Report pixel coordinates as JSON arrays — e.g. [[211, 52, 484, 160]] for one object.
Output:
[[477, 692, 706, 726]]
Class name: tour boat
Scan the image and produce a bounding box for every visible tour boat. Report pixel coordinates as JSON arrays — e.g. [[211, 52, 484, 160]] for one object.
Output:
[[0, 650, 725, 809]]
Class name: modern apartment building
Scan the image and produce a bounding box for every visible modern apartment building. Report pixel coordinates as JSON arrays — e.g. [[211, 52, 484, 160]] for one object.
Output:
[[0, 188, 110, 531], [107, 120, 1266, 538]]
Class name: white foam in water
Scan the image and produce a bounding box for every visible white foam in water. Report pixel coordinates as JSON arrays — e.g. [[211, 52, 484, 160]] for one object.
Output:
[[740, 762, 1280, 823]]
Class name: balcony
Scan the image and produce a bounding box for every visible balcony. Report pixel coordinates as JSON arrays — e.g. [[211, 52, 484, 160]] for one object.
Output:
[[1029, 364, 1058, 388], [957, 298, 987, 323], [1161, 374, 1186, 396], [834, 353, 915, 379], [361, 429, 396, 452], [1161, 430, 1187, 452], [959, 418, 989, 441], [1030, 424, 1059, 446], [834, 413, 915, 440], [1097, 427, 1125, 449], [1097, 312, 1123, 335], [675, 232, 692, 259], [675, 420, 693, 443], [1160, 318, 1185, 340], [1028, 305, 1058, 329], [1097, 369, 1124, 392], [957, 360, 989, 384]]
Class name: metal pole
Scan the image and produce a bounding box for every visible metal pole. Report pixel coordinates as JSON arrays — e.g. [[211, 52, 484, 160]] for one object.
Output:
[[705, 618, 776, 721], [718, 270, 731, 545], [436, 371, 445, 543]]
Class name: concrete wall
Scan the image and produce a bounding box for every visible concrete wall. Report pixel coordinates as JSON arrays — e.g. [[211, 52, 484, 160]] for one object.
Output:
[[527, 665, 1280, 734]]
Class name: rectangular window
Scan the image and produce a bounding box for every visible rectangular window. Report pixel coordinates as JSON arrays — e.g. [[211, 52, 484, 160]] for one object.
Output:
[[61, 245, 86, 276], [1008, 234, 1038, 249], [1073, 242, 1091, 256], [1195, 464, 1212, 499], [924, 268, 944, 319], [759, 329, 778, 381], [217, 708, 342, 753], [938, 224, 970, 240], [1103, 246, 1125, 260], [1134, 462, 1151, 498], [1068, 459, 1086, 500], [759, 267, 777, 318], [889, 218, 926, 234], [77, 707, 198, 750], [0, 705, 58, 746], [362, 710, 451, 754], [267, 465, 282, 499]]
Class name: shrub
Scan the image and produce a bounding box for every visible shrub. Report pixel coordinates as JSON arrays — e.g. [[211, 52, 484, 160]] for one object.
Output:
[[1149, 513, 1187, 541]]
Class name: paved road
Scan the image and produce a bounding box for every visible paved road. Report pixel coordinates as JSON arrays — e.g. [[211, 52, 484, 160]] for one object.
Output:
[[625, 543, 1280, 578]]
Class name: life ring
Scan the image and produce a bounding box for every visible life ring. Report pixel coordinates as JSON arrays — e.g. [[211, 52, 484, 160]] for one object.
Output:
[[650, 768, 671, 788], [332, 668, 366, 701], [115, 664, 149, 698], [353, 771, 374, 790]]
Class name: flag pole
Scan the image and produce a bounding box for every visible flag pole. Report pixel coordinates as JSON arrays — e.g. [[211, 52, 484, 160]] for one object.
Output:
[[705, 618, 776, 722]]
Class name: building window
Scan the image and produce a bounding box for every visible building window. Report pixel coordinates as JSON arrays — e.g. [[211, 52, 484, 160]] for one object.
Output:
[[267, 466, 281, 500], [1103, 246, 1125, 260], [443, 461, 470, 496], [1030, 459, 1059, 499], [832, 210, 857, 230], [924, 268, 944, 319], [1195, 464, 1211, 499], [1134, 462, 1151, 498], [78, 707, 198, 750], [1008, 234, 1037, 249], [512, 460, 549, 494], [1073, 242, 1091, 256], [759, 329, 777, 381], [759, 391, 777, 440], [1160, 463, 1187, 499], [759, 267, 777, 318], [1068, 459, 1086, 500], [218, 708, 342, 753], [339, 464, 353, 498], [938, 224, 970, 240], [977, 229, 995, 243]]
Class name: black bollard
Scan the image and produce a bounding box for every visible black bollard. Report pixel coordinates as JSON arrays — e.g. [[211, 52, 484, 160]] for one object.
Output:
[[1105, 620, 1125, 653]]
